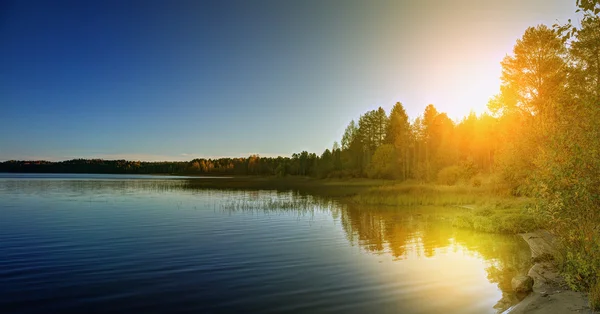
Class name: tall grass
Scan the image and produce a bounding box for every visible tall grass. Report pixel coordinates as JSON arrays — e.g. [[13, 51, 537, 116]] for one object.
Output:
[[351, 183, 483, 206], [351, 182, 540, 234]]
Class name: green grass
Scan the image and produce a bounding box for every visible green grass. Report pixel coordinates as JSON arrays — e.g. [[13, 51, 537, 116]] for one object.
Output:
[[349, 181, 540, 234], [452, 207, 539, 233], [352, 184, 482, 206]]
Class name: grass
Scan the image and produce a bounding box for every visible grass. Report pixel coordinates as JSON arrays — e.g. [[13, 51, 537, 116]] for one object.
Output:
[[349, 181, 541, 234], [452, 205, 538, 233], [219, 196, 329, 212], [352, 183, 484, 206]]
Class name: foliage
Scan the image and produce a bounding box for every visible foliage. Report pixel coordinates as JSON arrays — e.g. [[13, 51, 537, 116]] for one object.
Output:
[[530, 0, 600, 306], [488, 24, 567, 196], [591, 278, 600, 311], [453, 209, 539, 234], [385, 102, 411, 180], [367, 144, 398, 179], [437, 166, 460, 185]]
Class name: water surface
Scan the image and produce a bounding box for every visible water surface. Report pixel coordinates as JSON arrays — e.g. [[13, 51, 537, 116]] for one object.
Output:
[[0, 174, 531, 313]]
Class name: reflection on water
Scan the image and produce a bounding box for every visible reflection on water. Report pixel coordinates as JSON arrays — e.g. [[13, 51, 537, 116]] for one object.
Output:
[[338, 205, 531, 311], [0, 175, 531, 313]]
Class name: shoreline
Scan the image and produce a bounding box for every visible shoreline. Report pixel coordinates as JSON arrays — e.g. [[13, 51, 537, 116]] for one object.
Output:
[[504, 230, 590, 313]]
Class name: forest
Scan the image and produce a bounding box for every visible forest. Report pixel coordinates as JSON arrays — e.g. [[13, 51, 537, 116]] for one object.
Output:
[[2, 0, 600, 307]]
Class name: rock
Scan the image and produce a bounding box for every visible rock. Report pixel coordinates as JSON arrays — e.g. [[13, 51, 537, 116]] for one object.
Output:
[[521, 231, 560, 262], [512, 275, 534, 293]]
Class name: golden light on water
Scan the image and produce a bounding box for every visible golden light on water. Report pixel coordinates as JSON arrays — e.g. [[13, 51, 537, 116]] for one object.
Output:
[[340, 205, 530, 312]]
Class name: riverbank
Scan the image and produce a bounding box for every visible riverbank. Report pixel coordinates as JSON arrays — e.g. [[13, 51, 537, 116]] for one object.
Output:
[[504, 230, 590, 314]]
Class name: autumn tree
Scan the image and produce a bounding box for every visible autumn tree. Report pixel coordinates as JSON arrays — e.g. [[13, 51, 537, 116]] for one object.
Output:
[[489, 25, 567, 194]]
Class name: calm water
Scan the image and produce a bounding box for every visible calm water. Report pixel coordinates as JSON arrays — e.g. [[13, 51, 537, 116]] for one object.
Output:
[[0, 174, 531, 314]]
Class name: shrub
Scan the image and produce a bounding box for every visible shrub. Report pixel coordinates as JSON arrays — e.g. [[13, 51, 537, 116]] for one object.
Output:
[[459, 158, 478, 180], [437, 166, 461, 185], [367, 144, 398, 179], [453, 215, 474, 229]]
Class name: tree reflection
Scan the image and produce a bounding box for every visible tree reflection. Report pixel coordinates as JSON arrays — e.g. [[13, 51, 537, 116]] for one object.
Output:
[[339, 203, 531, 312]]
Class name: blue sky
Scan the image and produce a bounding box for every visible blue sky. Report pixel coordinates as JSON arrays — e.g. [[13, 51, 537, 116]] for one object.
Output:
[[0, 0, 577, 161]]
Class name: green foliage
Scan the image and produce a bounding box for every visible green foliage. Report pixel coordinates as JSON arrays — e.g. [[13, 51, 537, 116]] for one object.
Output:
[[352, 183, 481, 206], [385, 102, 411, 180], [591, 278, 600, 311], [367, 144, 398, 179], [357, 107, 388, 154], [437, 165, 461, 185], [453, 207, 539, 234], [526, 2, 600, 307], [341, 120, 358, 151]]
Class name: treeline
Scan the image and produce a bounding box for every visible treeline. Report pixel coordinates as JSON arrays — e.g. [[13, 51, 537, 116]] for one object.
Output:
[[0, 105, 494, 182], [0, 157, 312, 176], [0, 155, 327, 176], [0, 159, 190, 174], [322, 103, 495, 183]]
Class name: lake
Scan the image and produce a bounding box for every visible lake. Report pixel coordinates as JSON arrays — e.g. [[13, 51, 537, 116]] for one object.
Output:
[[0, 174, 531, 313]]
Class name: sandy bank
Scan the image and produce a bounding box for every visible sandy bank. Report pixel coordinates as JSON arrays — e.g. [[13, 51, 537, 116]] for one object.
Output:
[[503, 230, 591, 314]]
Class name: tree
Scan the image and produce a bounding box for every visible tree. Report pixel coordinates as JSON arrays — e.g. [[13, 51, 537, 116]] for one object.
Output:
[[318, 149, 334, 178], [341, 120, 357, 150], [332, 142, 342, 171], [489, 25, 567, 194], [367, 144, 398, 179], [534, 3, 600, 300], [356, 108, 389, 172], [385, 102, 411, 180], [490, 25, 566, 122], [414, 104, 456, 181], [248, 155, 260, 175]]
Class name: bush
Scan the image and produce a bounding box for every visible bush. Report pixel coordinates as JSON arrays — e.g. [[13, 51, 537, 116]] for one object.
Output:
[[453, 215, 474, 229], [453, 207, 539, 234], [459, 158, 478, 180], [367, 144, 398, 179], [437, 166, 461, 185]]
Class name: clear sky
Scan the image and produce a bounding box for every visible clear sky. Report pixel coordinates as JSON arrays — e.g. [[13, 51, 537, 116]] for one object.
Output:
[[0, 0, 577, 161]]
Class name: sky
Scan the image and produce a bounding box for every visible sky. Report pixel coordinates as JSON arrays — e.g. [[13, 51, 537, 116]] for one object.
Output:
[[0, 0, 578, 161]]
